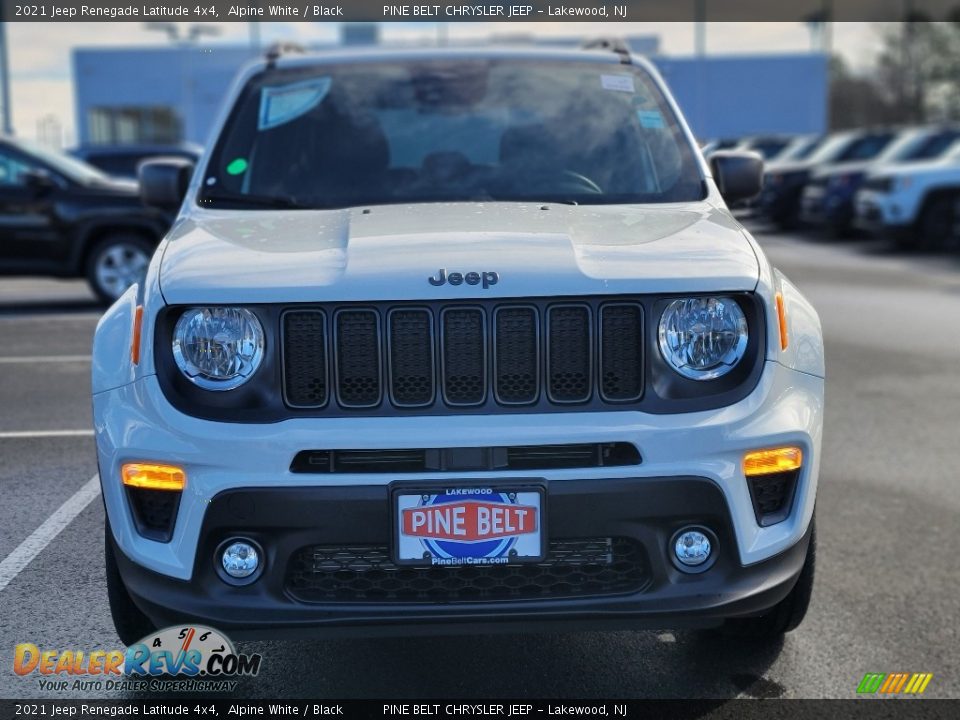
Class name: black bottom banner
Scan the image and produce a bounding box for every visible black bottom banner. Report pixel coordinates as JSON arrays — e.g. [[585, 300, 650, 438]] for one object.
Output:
[[1, 699, 957, 720]]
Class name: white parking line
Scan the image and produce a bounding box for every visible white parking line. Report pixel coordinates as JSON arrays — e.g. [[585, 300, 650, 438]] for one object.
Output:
[[0, 430, 95, 439], [0, 355, 90, 364], [0, 312, 102, 322], [0, 474, 101, 593]]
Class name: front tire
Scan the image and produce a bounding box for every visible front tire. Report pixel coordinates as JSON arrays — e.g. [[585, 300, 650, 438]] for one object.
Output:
[[719, 516, 816, 640], [914, 195, 958, 251], [85, 233, 154, 305], [105, 521, 155, 646]]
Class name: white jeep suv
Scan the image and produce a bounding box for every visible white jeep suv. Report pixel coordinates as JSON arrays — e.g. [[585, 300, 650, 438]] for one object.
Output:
[[92, 47, 824, 645], [854, 143, 960, 249]]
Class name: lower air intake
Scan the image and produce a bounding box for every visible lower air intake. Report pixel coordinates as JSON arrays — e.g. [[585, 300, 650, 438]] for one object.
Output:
[[286, 537, 651, 603], [126, 487, 180, 542], [747, 470, 799, 527]]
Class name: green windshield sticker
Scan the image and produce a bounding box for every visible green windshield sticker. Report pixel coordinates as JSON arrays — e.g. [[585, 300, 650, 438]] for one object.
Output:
[[226, 158, 248, 176], [258, 77, 332, 131]]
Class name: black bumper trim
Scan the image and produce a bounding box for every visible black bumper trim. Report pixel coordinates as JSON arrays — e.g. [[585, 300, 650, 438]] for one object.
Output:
[[112, 477, 813, 639]]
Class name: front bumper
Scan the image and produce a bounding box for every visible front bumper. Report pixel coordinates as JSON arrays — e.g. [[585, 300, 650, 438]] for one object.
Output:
[[853, 192, 912, 239], [758, 182, 806, 224], [95, 359, 823, 634], [111, 478, 814, 638], [800, 186, 853, 229]]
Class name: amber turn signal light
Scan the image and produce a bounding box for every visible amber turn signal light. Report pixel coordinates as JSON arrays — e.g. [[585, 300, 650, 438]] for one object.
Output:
[[131, 305, 143, 365], [775, 292, 788, 351], [743, 447, 802, 477], [121, 463, 186, 491]]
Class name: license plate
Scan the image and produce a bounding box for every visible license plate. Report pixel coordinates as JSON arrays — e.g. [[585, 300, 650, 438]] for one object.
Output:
[[393, 485, 545, 566]]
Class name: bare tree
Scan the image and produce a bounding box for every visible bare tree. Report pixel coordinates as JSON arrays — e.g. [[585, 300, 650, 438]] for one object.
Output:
[[873, 17, 960, 124]]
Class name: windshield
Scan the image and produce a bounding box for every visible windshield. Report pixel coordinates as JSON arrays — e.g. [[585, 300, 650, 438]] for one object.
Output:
[[18, 139, 111, 184], [944, 140, 960, 162], [201, 59, 705, 209], [804, 134, 854, 165], [836, 132, 896, 162], [901, 129, 960, 161], [744, 138, 791, 160], [773, 137, 821, 162]]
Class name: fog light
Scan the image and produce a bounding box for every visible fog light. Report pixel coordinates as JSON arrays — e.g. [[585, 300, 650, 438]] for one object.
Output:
[[221, 541, 259, 579], [673, 529, 713, 568]]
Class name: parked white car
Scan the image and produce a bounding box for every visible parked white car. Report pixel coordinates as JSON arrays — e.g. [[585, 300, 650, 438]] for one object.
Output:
[[92, 46, 825, 647], [855, 143, 960, 248]]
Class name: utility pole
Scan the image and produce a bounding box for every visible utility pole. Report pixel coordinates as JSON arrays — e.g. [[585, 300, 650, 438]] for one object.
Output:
[[0, 16, 13, 135], [694, 0, 706, 57], [250, 21, 261, 53], [693, 1, 706, 139]]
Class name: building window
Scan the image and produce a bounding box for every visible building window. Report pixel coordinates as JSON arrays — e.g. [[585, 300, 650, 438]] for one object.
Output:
[[87, 106, 183, 145]]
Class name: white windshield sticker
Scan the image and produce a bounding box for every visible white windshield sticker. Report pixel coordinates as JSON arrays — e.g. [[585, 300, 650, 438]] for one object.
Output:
[[601, 74, 635, 93], [258, 78, 332, 131], [637, 109, 666, 129]]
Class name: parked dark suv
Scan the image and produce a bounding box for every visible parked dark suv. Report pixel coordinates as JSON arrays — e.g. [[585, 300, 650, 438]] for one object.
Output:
[[0, 136, 171, 303], [71, 143, 203, 181], [760, 129, 897, 229]]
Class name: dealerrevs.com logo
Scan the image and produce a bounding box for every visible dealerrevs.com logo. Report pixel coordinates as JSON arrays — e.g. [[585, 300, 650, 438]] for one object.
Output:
[[13, 625, 261, 693]]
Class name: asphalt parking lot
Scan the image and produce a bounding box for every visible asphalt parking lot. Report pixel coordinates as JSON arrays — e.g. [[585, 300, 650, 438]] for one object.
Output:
[[1, 223, 958, 700]]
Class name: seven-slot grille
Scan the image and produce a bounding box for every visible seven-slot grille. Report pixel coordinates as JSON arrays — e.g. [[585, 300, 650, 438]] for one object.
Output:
[[282, 301, 643, 411]]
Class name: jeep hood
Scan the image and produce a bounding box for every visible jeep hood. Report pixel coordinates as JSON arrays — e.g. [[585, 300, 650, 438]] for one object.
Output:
[[159, 203, 760, 304]]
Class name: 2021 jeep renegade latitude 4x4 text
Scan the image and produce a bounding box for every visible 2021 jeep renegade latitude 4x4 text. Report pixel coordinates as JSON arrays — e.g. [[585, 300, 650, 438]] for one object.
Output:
[[92, 47, 824, 645]]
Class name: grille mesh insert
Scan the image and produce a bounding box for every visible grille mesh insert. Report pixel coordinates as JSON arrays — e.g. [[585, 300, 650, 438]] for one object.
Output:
[[599, 304, 644, 401], [335, 310, 381, 407], [548, 305, 592, 402], [286, 537, 650, 603], [283, 311, 328, 407], [388, 309, 434, 406], [494, 307, 539, 404], [441, 308, 486, 405]]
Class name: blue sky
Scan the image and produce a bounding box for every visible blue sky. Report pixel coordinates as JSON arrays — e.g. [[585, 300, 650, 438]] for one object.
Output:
[[6, 21, 881, 145]]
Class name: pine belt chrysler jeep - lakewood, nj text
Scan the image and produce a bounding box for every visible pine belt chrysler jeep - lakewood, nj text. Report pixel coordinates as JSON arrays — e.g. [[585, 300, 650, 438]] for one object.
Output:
[[92, 46, 825, 646]]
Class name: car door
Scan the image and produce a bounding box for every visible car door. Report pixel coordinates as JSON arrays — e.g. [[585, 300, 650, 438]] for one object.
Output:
[[0, 144, 67, 272]]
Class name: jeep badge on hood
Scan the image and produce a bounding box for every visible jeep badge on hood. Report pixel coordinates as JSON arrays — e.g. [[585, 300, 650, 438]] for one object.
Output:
[[428, 269, 499, 289]]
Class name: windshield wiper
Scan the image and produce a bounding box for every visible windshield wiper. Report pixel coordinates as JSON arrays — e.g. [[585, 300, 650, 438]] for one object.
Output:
[[200, 191, 309, 210]]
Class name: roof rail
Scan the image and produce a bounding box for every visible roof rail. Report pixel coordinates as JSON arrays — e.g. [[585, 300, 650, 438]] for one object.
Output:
[[265, 42, 306, 66], [581, 37, 632, 64]]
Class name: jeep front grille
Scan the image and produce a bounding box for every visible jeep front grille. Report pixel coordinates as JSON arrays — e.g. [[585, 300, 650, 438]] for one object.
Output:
[[281, 300, 644, 413]]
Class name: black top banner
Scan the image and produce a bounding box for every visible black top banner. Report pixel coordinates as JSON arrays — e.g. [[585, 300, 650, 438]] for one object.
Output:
[[1, 0, 959, 22]]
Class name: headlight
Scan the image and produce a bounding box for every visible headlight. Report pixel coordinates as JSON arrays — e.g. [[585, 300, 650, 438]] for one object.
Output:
[[172, 307, 264, 391], [658, 297, 748, 380]]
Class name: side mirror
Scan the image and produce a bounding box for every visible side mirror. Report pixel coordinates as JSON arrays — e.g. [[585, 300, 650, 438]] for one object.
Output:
[[22, 168, 57, 195], [139, 157, 195, 211], [709, 151, 764, 204]]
